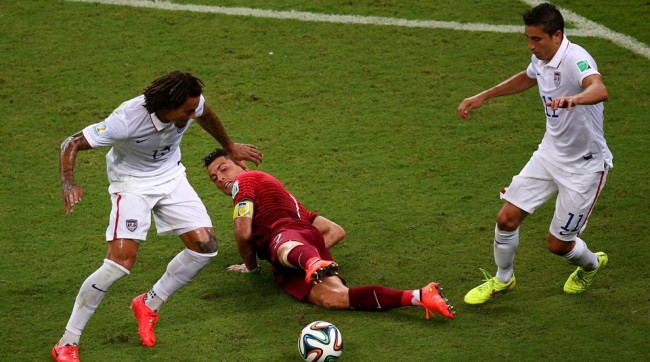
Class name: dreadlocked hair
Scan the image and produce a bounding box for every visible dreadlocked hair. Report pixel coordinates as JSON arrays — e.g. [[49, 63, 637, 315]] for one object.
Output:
[[143, 71, 204, 113]]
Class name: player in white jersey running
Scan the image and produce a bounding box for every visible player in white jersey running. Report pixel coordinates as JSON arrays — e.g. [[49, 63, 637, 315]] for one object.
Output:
[[52, 71, 263, 361], [457, 3, 611, 305]]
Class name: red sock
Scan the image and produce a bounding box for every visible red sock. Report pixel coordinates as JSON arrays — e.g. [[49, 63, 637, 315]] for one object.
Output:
[[348, 286, 410, 311], [286, 244, 321, 269], [401, 289, 420, 306]]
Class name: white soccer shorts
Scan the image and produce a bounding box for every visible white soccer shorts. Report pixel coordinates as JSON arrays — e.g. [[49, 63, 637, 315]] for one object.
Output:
[[105, 173, 212, 241], [500, 152, 608, 241]]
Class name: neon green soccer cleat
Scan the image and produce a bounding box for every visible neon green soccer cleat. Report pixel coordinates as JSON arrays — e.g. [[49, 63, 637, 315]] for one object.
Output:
[[464, 268, 516, 305], [564, 252, 608, 294]]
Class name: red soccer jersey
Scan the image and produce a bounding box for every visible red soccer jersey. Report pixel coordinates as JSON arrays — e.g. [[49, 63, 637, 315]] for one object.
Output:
[[232, 171, 318, 249]]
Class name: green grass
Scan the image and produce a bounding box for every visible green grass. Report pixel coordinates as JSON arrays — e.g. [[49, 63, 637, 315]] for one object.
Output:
[[1, 0, 649, 361]]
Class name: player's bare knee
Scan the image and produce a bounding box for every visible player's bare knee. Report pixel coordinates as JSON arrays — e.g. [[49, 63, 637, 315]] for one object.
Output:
[[197, 238, 218, 254], [547, 233, 573, 256], [278, 241, 303, 268], [496, 202, 526, 231], [106, 239, 138, 270], [183, 227, 218, 253], [496, 213, 519, 231]]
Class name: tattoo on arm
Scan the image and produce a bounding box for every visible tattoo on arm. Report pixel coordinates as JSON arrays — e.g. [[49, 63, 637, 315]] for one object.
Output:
[[60, 131, 92, 184], [196, 106, 233, 150]]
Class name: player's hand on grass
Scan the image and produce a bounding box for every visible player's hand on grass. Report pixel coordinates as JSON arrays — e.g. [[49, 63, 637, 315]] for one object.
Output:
[[227, 263, 261, 273]]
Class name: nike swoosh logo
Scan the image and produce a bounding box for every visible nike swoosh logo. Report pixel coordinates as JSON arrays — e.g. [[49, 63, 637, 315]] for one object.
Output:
[[559, 231, 571, 236], [136, 138, 150, 143], [92, 284, 107, 292], [373, 291, 381, 309]]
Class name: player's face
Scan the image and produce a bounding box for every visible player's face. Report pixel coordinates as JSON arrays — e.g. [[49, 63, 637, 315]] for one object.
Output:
[[159, 96, 200, 128], [207, 156, 243, 196], [525, 25, 562, 62]]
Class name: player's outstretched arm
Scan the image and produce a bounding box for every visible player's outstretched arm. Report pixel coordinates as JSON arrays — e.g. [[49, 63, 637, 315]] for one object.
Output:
[[60, 131, 92, 214], [458, 71, 536, 119], [196, 105, 263, 169], [312, 216, 346, 249]]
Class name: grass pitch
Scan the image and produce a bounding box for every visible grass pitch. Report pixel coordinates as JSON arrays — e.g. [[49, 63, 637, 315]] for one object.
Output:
[[1, 0, 648, 361]]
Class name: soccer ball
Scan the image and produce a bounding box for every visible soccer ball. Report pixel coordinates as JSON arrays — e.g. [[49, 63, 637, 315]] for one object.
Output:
[[298, 321, 343, 362]]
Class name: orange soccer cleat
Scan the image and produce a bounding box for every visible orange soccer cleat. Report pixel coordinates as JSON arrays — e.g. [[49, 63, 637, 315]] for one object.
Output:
[[51, 342, 79, 362], [304, 259, 340, 285], [131, 293, 159, 347], [417, 282, 455, 319]]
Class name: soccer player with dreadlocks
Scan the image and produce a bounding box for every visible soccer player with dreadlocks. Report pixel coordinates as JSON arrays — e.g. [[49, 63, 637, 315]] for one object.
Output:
[[52, 71, 263, 361]]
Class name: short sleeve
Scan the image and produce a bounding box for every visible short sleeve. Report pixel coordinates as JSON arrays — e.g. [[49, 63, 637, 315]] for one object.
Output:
[[566, 47, 600, 87], [526, 58, 538, 79], [81, 109, 129, 148], [232, 173, 255, 203], [304, 210, 319, 223]]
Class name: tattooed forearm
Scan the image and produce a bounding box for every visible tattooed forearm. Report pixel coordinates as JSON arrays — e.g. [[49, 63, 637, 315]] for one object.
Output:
[[60, 132, 91, 181], [196, 105, 233, 150]]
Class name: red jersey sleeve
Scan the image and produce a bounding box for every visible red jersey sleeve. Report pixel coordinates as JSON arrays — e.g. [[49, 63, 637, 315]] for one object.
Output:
[[303, 210, 319, 224], [232, 172, 256, 204]]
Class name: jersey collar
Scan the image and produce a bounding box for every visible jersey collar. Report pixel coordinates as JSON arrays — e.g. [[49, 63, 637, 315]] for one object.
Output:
[[149, 112, 171, 131], [543, 35, 570, 69]]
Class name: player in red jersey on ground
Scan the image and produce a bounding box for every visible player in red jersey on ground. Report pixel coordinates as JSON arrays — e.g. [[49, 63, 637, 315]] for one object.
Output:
[[204, 149, 454, 319]]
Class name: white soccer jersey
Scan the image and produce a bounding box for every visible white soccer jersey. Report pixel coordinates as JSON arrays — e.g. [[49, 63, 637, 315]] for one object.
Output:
[[526, 35, 613, 173], [82, 94, 205, 193]]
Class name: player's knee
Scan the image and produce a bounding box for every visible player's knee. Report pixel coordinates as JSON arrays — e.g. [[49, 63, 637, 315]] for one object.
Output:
[[202, 227, 219, 253], [496, 214, 516, 231], [496, 211, 521, 231], [278, 241, 303, 268], [185, 227, 218, 253], [201, 240, 218, 254], [546, 232, 572, 255], [106, 239, 138, 270], [496, 202, 526, 231]]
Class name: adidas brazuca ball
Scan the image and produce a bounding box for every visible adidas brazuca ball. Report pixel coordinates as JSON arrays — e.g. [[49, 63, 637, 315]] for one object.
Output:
[[298, 321, 343, 362]]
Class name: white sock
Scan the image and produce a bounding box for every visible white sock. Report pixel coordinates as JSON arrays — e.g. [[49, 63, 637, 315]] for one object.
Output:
[[144, 290, 165, 312], [59, 330, 80, 346], [151, 249, 217, 302], [409, 290, 422, 306], [63, 259, 129, 339], [494, 225, 519, 283], [563, 237, 598, 271]]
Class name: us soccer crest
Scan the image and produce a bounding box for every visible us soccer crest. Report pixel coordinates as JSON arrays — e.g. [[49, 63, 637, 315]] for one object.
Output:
[[554, 71, 561, 88], [126, 219, 138, 232]]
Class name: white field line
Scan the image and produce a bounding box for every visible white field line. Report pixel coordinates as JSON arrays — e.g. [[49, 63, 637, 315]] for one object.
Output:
[[521, 0, 650, 59], [66, 0, 649, 60]]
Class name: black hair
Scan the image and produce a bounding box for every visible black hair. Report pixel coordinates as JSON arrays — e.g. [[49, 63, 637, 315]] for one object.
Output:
[[143, 71, 204, 113], [522, 2, 564, 36], [204, 148, 228, 168]]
